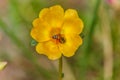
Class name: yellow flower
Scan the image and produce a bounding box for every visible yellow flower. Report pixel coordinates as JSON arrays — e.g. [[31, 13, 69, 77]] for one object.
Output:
[[0, 61, 7, 71], [31, 5, 84, 60]]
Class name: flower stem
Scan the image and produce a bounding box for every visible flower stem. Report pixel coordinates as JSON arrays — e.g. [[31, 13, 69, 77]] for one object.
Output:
[[59, 56, 63, 80]]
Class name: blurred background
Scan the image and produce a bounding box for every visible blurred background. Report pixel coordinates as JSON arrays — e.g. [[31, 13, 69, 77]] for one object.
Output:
[[0, 0, 120, 80]]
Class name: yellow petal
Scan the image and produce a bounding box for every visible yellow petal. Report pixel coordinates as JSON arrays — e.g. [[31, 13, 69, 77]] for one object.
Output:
[[32, 18, 40, 27], [64, 9, 79, 19], [39, 8, 49, 20], [59, 35, 82, 57], [61, 9, 83, 34], [31, 18, 51, 42], [39, 5, 64, 28], [0, 61, 7, 71], [36, 41, 62, 60]]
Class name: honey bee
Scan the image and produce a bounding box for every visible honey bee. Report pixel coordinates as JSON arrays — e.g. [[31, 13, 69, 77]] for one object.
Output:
[[59, 37, 66, 44], [52, 35, 60, 39], [52, 34, 66, 44]]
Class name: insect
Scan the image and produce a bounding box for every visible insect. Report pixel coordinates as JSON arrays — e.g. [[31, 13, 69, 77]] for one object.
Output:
[[59, 37, 66, 44], [52, 34, 66, 44], [52, 35, 60, 39]]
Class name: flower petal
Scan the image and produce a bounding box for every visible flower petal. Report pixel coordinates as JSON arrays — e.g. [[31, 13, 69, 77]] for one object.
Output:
[[64, 9, 79, 19], [61, 9, 83, 34], [39, 5, 64, 28], [36, 41, 62, 60], [31, 18, 51, 42], [59, 35, 82, 57]]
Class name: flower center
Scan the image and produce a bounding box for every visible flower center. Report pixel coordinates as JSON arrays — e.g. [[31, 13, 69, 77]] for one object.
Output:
[[52, 34, 66, 44]]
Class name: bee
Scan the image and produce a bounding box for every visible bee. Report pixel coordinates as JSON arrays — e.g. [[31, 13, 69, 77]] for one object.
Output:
[[52, 35, 60, 39], [59, 37, 66, 44], [52, 35, 66, 44]]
